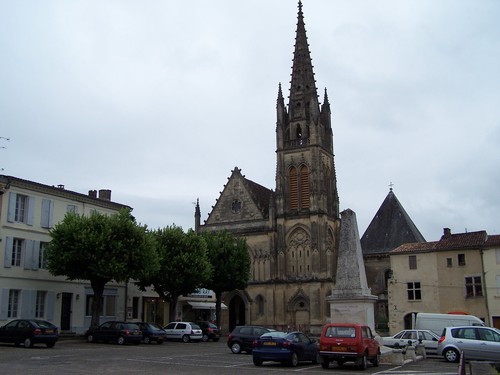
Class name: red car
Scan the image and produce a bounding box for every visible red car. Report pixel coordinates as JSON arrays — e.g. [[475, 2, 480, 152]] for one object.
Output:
[[319, 323, 380, 370]]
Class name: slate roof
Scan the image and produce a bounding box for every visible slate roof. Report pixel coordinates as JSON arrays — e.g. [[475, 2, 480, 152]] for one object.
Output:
[[243, 176, 273, 219], [392, 229, 497, 254], [361, 189, 425, 255]]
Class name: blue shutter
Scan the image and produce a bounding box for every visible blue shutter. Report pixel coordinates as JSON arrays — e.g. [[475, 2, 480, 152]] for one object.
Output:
[[26, 196, 35, 226], [24, 240, 33, 270], [48, 200, 54, 228], [33, 241, 40, 270], [4, 237, 12, 268], [47, 292, 55, 320], [21, 290, 35, 318], [7, 192, 16, 222], [0, 289, 8, 320], [41, 199, 50, 228]]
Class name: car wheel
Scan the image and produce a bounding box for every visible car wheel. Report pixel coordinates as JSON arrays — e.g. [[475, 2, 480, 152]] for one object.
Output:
[[46, 342, 56, 348], [144, 336, 151, 344], [371, 352, 380, 367], [23, 337, 33, 348], [289, 352, 299, 367], [253, 357, 263, 366], [87, 334, 94, 343], [358, 353, 368, 370], [443, 348, 460, 363], [182, 335, 190, 343], [321, 359, 329, 369], [202, 334, 209, 342], [230, 342, 242, 354], [117, 336, 125, 345]]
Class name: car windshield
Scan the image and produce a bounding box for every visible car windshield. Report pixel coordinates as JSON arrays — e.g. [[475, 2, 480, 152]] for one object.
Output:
[[326, 326, 356, 338], [148, 323, 163, 330], [260, 331, 287, 339]]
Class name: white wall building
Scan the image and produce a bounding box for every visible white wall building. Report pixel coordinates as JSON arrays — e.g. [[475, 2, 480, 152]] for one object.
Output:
[[0, 175, 136, 334]]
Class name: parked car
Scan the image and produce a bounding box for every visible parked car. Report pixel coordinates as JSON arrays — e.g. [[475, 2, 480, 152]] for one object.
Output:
[[163, 322, 202, 342], [85, 321, 142, 345], [415, 313, 484, 336], [437, 326, 500, 363], [252, 330, 319, 367], [137, 322, 166, 344], [382, 329, 440, 354], [227, 325, 275, 354], [0, 319, 59, 348], [195, 321, 221, 342], [319, 323, 380, 370]]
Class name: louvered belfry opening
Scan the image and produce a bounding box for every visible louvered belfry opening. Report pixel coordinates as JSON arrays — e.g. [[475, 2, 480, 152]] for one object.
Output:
[[289, 165, 309, 210], [289, 166, 298, 209]]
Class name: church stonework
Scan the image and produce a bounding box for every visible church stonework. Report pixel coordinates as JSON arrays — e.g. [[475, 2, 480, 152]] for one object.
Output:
[[196, 2, 341, 334]]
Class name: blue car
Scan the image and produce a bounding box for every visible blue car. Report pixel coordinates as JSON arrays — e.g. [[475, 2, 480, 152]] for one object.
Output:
[[137, 322, 166, 344], [252, 331, 319, 367]]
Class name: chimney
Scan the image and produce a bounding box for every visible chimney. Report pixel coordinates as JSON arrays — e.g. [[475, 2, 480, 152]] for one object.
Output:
[[98, 189, 112, 201], [88, 190, 97, 198], [442, 228, 452, 239]]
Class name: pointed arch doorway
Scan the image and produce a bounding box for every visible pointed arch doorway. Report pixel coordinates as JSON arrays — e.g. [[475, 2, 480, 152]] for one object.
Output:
[[228, 295, 246, 332]]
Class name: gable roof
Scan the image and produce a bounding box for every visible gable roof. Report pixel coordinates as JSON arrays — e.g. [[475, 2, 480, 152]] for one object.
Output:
[[392, 229, 491, 254], [361, 189, 425, 255]]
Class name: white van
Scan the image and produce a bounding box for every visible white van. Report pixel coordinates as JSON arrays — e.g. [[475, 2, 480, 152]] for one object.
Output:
[[414, 313, 484, 335]]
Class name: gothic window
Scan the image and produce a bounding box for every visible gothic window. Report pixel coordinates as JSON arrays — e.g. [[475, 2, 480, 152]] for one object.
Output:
[[288, 165, 309, 210], [296, 125, 302, 139], [256, 295, 264, 316]]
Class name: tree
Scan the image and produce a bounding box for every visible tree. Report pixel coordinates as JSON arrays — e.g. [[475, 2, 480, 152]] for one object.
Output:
[[46, 209, 159, 328], [201, 231, 251, 330], [136, 226, 213, 321]]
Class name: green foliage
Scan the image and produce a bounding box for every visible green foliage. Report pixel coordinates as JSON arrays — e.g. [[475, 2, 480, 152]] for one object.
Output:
[[46, 208, 159, 327], [202, 230, 250, 293], [135, 225, 213, 319]]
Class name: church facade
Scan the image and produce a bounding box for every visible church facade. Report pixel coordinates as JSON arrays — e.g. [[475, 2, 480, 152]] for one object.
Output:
[[196, 2, 340, 334]]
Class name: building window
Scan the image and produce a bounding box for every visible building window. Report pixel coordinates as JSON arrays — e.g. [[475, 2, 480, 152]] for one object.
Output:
[[407, 282, 421, 301], [300, 165, 309, 208], [409, 255, 417, 270], [38, 242, 48, 269], [67, 204, 78, 213], [15, 194, 28, 223], [458, 253, 466, 266], [85, 295, 117, 317], [11, 238, 23, 267], [446, 258, 453, 267], [256, 295, 264, 316], [132, 297, 139, 319], [465, 276, 483, 297], [8, 290, 20, 318], [35, 291, 47, 318]]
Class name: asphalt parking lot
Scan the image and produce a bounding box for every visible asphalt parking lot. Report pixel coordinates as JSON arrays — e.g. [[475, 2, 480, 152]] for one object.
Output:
[[0, 338, 462, 375]]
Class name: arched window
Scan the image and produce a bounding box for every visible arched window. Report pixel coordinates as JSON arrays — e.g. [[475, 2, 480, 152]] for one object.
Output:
[[300, 165, 309, 208], [256, 295, 264, 316]]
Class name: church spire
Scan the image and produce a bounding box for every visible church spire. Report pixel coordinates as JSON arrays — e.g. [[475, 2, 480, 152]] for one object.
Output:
[[288, 0, 319, 123]]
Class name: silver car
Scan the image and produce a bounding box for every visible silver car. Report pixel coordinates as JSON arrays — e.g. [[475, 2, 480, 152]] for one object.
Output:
[[437, 326, 500, 363], [163, 322, 203, 343], [383, 329, 440, 354]]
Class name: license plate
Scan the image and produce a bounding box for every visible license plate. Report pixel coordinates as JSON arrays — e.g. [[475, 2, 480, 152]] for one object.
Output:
[[45, 329, 54, 333], [332, 346, 347, 352], [263, 342, 277, 346]]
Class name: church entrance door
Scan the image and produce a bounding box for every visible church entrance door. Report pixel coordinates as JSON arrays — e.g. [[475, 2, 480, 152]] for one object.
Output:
[[228, 295, 246, 332]]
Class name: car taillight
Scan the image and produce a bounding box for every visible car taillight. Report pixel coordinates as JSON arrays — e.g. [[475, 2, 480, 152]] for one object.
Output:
[[252, 339, 258, 347], [282, 340, 292, 348], [33, 328, 42, 335], [438, 335, 445, 344], [228, 334, 233, 342], [208, 328, 214, 333]]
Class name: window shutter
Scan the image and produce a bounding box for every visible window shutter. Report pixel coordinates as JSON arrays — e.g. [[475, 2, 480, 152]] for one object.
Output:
[[4, 237, 12, 268], [33, 241, 40, 270], [7, 192, 16, 222], [21, 290, 32, 318], [289, 167, 298, 209], [0, 289, 8, 320], [47, 292, 56, 320], [300, 165, 309, 208], [27, 196, 35, 226], [41, 199, 51, 228], [24, 240, 33, 270]]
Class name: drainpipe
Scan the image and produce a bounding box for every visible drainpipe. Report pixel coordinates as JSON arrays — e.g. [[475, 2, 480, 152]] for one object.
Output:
[[480, 249, 490, 326]]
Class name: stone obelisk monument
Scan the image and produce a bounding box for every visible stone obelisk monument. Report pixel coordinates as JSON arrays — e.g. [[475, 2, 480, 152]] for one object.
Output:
[[327, 209, 378, 331]]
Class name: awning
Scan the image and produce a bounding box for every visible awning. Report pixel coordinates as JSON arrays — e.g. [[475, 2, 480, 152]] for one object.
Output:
[[188, 301, 227, 310]]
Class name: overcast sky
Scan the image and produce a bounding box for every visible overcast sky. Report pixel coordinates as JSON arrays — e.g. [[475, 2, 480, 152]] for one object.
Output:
[[1, 0, 499, 241]]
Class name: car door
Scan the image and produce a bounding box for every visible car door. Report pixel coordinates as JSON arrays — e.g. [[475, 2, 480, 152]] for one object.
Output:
[[174, 323, 186, 340], [476, 328, 500, 361], [0, 320, 20, 343], [419, 331, 439, 354], [363, 326, 379, 357], [96, 322, 113, 341], [297, 333, 317, 360], [164, 323, 176, 339], [451, 328, 481, 360]]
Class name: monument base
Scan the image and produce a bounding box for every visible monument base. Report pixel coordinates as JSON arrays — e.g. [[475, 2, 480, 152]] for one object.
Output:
[[326, 294, 378, 333]]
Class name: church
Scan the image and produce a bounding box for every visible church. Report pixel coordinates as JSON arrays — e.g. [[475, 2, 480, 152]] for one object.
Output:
[[195, 1, 340, 334]]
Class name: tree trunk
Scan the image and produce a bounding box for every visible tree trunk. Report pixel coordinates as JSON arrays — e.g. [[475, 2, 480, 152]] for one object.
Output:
[[169, 293, 179, 322], [90, 279, 106, 329], [215, 291, 222, 331]]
